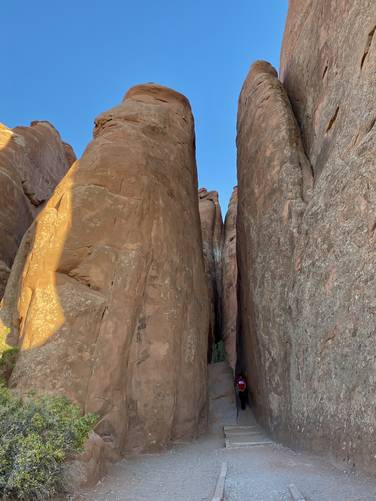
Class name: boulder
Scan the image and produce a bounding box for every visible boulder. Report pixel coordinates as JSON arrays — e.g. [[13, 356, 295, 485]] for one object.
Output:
[[221, 187, 238, 372], [1, 84, 209, 457], [198, 188, 223, 360], [0, 121, 74, 297], [63, 431, 106, 491], [208, 362, 236, 432]]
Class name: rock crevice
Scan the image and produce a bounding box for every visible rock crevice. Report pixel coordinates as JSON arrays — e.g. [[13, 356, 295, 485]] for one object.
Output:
[[198, 188, 223, 360]]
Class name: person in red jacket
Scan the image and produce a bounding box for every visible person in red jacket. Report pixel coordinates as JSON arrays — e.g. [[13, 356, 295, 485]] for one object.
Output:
[[235, 374, 247, 410]]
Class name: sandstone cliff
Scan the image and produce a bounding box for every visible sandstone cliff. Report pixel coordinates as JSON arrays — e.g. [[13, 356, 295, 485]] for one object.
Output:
[[237, 0, 376, 473], [279, 0, 376, 472], [198, 188, 223, 360], [1, 84, 209, 457], [237, 61, 313, 436], [221, 187, 238, 372], [0, 121, 75, 298]]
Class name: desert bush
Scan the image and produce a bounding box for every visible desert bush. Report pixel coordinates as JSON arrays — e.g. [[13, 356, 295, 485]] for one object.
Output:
[[0, 327, 11, 353], [0, 327, 18, 385], [212, 340, 226, 363], [0, 386, 97, 500], [0, 346, 19, 385]]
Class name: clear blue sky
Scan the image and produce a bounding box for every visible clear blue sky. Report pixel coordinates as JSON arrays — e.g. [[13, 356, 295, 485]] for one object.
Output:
[[1, 1, 288, 211]]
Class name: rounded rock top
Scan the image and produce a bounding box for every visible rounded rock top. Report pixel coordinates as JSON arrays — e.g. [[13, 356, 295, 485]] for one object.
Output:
[[124, 83, 191, 109]]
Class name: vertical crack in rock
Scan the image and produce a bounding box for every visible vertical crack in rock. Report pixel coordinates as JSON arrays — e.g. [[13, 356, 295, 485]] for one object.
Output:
[[221, 187, 238, 372], [198, 188, 223, 361], [361, 25, 376, 69], [325, 106, 340, 133]]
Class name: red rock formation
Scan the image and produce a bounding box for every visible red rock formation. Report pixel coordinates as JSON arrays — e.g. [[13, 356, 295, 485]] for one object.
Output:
[[0, 121, 74, 297], [198, 188, 223, 360], [62, 141, 77, 167], [237, 0, 376, 474], [278, 0, 376, 472], [221, 187, 238, 372], [63, 431, 106, 490], [1, 84, 209, 458], [237, 61, 313, 437]]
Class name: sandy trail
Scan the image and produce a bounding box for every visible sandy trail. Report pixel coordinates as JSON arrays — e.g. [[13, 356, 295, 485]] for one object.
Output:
[[78, 363, 376, 501]]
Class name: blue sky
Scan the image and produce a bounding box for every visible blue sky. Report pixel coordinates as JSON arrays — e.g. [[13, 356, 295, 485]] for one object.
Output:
[[1, 1, 288, 211]]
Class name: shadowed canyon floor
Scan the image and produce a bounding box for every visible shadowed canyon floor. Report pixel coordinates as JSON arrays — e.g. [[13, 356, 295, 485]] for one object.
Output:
[[77, 363, 376, 501]]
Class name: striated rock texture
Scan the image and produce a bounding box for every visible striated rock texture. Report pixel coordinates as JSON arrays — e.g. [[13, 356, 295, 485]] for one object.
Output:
[[198, 188, 223, 360], [237, 61, 313, 437], [238, 0, 376, 473], [278, 0, 376, 472], [0, 121, 74, 297], [1, 84, 209, 457], [221, 187, 238, 372]]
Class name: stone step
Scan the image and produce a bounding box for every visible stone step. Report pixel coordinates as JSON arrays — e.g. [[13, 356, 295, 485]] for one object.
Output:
[[224, 427, 259, 432], [225, 439, 274, 449], [224, 424, 274, 449], [224, 429, 262, 435], [224, 425, 258, 430]]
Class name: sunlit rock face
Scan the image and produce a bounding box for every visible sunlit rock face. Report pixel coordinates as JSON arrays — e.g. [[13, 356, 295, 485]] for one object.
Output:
[[0, 121, 74, 297], [2, 84, 209, 457], [221, 187, 237, 372], [278, 0, 376, 473], [237, 61, 313, 440], [198, 188, 223, 360]]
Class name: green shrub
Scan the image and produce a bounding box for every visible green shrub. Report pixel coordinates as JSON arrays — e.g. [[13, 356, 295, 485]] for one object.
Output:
[[0, 386, 97, 500], [0, 346, 19, 385], [0, 327, 18, 385], [212, 340, 226, 363], [0, 326, 11, 353]]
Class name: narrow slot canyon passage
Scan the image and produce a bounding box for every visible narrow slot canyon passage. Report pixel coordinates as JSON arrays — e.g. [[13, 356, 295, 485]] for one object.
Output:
[[79, 364, 376, 501], [78, 174, 376, 500], [1, 1, 376, 499]]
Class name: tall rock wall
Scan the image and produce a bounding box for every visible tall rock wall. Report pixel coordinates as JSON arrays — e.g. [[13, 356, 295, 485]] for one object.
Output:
[[237, 61, 313, 436], [279, 0, 376, 472], [198, 188, 223, 359], [0, 84, 209, 457], [0, 121, 75, 297], [221, 187, 238, 372], [237, 0, 376, 473]]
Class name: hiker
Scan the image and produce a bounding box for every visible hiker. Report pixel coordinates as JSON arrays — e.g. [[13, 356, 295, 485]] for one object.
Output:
[[235, 373, 247, 410]]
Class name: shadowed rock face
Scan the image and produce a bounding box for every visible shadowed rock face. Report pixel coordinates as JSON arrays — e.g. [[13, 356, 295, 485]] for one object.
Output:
[[221, 187, 238, 372], [198, 188, 223, 360], [1, 84, 209, 457], [0, 121, 74, 297], [63, 141, 77, 167], [277, 0, 376, 472], [281, 0, 376, 179], [237, 61, 313, 437], [237, 0, 376, 474]]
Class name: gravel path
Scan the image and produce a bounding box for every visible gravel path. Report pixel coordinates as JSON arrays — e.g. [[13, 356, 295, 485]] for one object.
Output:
[[224, 442, 376, 501], [78, 363, 376, 500]]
